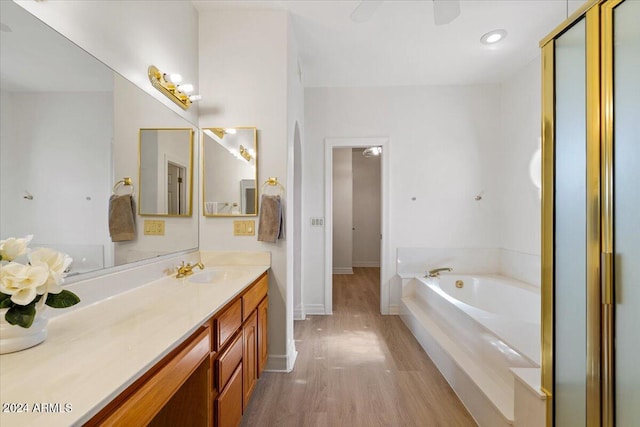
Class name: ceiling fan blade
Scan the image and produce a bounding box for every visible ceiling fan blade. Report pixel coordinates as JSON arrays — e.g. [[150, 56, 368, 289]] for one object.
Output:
[[433, 0, 461, 26], [350, 0, 384, 23]]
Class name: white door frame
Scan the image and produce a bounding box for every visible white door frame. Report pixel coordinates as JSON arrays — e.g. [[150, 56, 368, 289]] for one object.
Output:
[[324, 137, 390, 315]]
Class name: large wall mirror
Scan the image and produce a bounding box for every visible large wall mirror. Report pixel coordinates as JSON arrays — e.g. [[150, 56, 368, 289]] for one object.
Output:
[[203, 127, 258, 217], [0, 1, 199, 277], [139, 128, 194, 216]]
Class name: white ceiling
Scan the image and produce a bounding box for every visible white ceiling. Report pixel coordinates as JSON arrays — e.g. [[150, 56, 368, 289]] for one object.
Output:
[[193, 0, 584, 87]]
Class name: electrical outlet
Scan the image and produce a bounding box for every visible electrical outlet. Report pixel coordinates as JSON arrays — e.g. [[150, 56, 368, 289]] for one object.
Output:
[[144, 220, 165, 236], [233, 220, 255, 236], [310, 217, 324, 227]]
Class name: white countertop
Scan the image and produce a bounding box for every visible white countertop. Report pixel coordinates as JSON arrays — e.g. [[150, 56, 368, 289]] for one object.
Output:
[[0, 264, 269, 426]]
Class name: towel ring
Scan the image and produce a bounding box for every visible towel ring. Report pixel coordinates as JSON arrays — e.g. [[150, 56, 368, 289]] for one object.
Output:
[[112, 177, 134, 195], [261, 177, 285, 196]]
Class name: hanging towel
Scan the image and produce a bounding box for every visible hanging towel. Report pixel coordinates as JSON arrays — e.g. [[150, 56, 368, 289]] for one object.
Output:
[[257, 195, 284, 243], [109, 194, 136, 242]]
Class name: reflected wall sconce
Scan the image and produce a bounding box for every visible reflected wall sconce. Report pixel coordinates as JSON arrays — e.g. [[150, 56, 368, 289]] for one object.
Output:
[[239, 145, 252, 162], [148, 65, 201, 110], [209, 128, 236, 139]]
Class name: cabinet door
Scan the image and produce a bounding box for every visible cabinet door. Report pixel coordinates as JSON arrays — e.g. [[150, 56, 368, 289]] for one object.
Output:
[[257, 297, 268, 377], [216, 364, 243, 427], [242, 310, 258, 409]]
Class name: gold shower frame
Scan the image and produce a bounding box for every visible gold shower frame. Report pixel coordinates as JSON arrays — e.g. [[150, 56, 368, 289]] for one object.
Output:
[[540, 0, 621, 425]]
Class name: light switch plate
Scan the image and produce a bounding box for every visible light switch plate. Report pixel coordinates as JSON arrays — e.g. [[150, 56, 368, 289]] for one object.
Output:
[[233, 220, 255, 236], [144, 220, 165, 236]]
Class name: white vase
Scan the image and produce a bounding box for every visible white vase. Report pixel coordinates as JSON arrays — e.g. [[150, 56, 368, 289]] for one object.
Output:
[[0, 307, 48, 354]]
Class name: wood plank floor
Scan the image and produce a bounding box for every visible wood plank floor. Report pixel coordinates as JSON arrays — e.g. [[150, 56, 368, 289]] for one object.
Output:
[[241, 267, 477, 426]]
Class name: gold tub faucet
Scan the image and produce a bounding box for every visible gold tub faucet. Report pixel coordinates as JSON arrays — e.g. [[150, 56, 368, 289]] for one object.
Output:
[[426, 267, 453, 278], [176, 261, 205, 278]]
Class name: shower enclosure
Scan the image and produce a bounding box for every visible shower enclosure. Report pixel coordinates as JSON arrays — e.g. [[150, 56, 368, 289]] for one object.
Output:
[[541, 0, 639, 425]]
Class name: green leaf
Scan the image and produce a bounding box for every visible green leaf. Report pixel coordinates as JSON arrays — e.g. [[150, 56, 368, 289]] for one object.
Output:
[[45, 290, 81, 308], [0, 293, 12, 309], [6, 304, 36, 328]]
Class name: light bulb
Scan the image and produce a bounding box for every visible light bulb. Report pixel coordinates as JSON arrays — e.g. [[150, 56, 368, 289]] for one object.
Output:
[[166, 73, 182, 84], [178, 83, 194, 94], [225, 128, 237, 135], [189, 94, 202, 102]]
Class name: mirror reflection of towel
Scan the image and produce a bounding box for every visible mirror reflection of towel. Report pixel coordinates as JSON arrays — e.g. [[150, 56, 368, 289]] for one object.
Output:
[[109, 195, 136, 242], [257, 195, 284, 243]]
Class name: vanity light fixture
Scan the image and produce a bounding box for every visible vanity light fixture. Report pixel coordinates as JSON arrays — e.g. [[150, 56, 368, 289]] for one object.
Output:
[[480, 29, 507, 45], [147, 65, 201, 110]]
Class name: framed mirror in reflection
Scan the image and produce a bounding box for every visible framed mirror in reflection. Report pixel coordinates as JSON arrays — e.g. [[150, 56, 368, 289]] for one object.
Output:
[[139, 129, 194, 216], [0, 1, 198, 278], [202, 127, 258, 217]]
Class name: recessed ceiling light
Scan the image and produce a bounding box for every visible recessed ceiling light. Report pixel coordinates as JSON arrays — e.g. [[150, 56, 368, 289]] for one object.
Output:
[[480, 29, 507, 45]]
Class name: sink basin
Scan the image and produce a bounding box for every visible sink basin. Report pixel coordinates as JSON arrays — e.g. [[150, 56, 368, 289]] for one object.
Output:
[[188, 269, 248, 284]]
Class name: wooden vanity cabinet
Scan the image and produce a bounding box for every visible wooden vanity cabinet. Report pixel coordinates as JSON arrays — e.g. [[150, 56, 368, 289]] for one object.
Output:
[[213, 271, 268, 427], [85, 327, 211, 427], [85, 271, 268, 427]]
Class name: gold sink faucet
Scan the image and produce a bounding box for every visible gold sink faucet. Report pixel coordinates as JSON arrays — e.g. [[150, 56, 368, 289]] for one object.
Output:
[[176, 261, 205, 278], [426, 267, 453, 278]]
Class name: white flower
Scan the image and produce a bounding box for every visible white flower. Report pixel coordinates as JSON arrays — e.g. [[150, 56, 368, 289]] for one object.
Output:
[[0, 235, 33, 261], [0, 262, 49, 305], [29, 248, 73, 295]]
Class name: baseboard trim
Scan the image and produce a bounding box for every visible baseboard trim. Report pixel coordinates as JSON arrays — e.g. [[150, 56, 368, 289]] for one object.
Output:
[[333, 268, 353, 274], [304, 304, 327, 315], [264, 344, 298, 373], [294, 306, 305, 320], [388, 304, 401, 315], [352, 261, 380, 267]]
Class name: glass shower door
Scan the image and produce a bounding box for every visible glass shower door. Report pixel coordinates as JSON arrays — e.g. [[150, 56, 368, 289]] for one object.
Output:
[[613, 0, 640, 425], [554, 17, 587, 427]]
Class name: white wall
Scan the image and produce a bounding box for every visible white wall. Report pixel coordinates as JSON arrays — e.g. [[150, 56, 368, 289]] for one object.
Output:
[[112, 75, 199, 265], [14, 0, 199, 125], [332, 148, 353, 273], [497, 57, 542, 257], [352, 148, 381, 267], [303, 85, 502, 312], [287, 17, 305, 325], [0, 91, 112, 252], [199, 9, 302, 371]]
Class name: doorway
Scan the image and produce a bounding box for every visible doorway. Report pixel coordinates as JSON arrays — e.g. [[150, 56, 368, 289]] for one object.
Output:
[[324, 137, 389, 315], [166, 161, 186, 215]]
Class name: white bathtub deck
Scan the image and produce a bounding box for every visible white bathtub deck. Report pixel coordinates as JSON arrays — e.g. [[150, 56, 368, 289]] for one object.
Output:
[[402, 296, 514, 425]]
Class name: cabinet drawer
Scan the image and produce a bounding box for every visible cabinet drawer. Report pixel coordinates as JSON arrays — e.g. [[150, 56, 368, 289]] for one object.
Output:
[[215, 299, 242, 351], [215, 363, 243, 427], [216, 332, 243, 392], [242, 274, 268, 321]]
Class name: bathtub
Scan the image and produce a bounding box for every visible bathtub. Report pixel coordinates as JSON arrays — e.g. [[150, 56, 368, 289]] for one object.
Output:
[[401, 273, 541, 426]]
